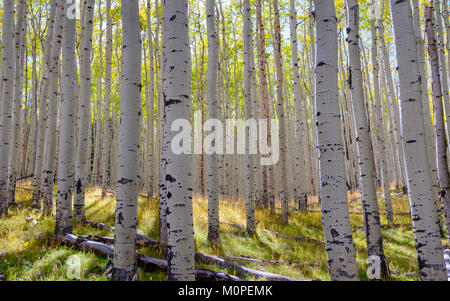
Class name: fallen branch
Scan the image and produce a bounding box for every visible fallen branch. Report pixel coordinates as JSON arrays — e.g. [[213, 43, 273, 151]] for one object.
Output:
[[41, 234, 243, 281], [83, 220, 158, 247], [79, 234, 305, 281], [15, 174, 33, 182]]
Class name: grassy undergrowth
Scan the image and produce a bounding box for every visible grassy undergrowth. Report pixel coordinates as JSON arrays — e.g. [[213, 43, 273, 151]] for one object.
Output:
[[0, 182, 447, 281]]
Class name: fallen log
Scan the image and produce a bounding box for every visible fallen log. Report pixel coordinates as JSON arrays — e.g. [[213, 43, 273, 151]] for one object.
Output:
[[83, 220, 158, 247], [194, 252, 302, 281], [41, 234, 243, 281], [79, 234, 304, 281]]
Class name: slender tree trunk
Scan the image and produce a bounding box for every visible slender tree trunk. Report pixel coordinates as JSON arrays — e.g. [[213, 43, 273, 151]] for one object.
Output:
[[55, 1, 77, 235], [74, 0, 95, 222], [273, 0, 288, 225], [43, 1, 64, 215], [313, 0, 359, 280], [345, 0, 389, 278], [206, 0, 221, 242], [32, 1, 57, 210], [256, 0, 274, 212], [242, 0, 256, 234], [101, 0, 113, 197], [112, 0, 142, 281], [164, 0, 195, 281], [389, 0, 447, 280], [289, 0, 307, 211], [7, 0, 28, 206], [370, 19, 393, 224], [0, 0, 15, 217], [424, 6, 450, 244]]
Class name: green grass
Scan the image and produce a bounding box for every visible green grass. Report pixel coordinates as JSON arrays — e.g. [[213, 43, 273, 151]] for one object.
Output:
[[0, 183, 447, 281]]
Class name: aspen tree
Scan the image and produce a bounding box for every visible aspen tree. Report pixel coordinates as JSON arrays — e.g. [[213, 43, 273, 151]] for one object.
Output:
[[145, 0, 155, 197], [256, 0, 274, 211], [206, 0, 221, 241], [55, 0, 77, 235], [43, 1, 64, 215], [370, 19, 393, 224], [164, 0, 196, 280], [289, 0, 307, 211], [345, 0, 389, 277], [0, 0, 15, 217], [112, 0, 142, 281], [32, 1, 57, 210], [389, 0, 446, 280], [101, 0, 113, 196], [74, 0, 95, 222], [313, 0, 359, 280], [243, 0, 256, 234], [7, 0, 28, 206], [424, 6, 450, 244], [273, 0, 289, 224]]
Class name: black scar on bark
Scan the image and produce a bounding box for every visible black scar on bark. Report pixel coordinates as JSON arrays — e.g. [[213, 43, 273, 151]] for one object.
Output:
[[166, 174, 177, 183], [118, 178, 133, 185], [75, 178, 82, 194], [117, 212, 124, 225]]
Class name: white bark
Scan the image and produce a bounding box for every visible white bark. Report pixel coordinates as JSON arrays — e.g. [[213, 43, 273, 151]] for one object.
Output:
[[74, 0, 95, 222], [43, 1, 64, 215], [164, 0, 195, 281], [389, 0, 447, 280], [55, 1, 77, 235], [0, 0, 15, 216], [7, 0, 28, 206], [370, 19, 393, 224], [424, 6, 450, 245], [101, 0, 113, 196], [206, 0, 220, 241], [32, 1, 57, 209], [345, 0, 389, 277], [313, 0, 359, 280], [289, 0, 307, 211], [112, 0, 142, 281]]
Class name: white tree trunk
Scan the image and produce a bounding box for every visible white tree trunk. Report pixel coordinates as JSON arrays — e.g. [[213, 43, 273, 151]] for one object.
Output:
[[313, 0, 359, 280], [43, 1, 64, 215], [389, 0, 447, 280], [74, 0, 95, 222], [370, 19, 393, 224], [55, 1, 77, 235], [32, 1, 57, 210], [164, 0, 195, 281], [345, 0, 389, 277], [112, 0, 142, 281], [101, 0, 113, 196], [7, 0, 28, 206], [206, 0, 221, 241], [0, 0, 15, 217], [289, 0, 307, 211], [424, 6, 450, 244]]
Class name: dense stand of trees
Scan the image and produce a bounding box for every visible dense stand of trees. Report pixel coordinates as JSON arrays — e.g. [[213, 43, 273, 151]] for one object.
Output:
[[0, 0, 449, 281]]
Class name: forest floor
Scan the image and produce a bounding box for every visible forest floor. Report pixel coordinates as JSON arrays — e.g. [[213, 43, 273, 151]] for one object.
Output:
[[0, 182, 448, 281]]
